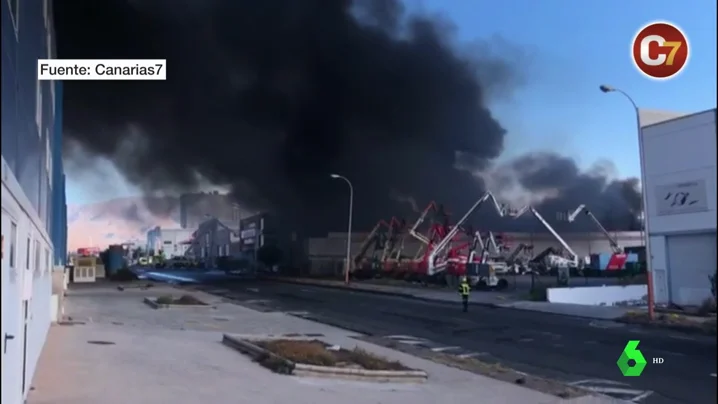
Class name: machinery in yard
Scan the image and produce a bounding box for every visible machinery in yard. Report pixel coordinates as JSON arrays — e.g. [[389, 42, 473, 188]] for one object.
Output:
[[378, 217, 411, 278], [510, 205, 584, 280], [566, 204, 638, 271], [462, 230, 510, 290], [348, 193, 563, 289], [424, 192, 511, 284], [476, 232, 532, 275], [399, 201, 454, 282], [352, 218, 391, 277]]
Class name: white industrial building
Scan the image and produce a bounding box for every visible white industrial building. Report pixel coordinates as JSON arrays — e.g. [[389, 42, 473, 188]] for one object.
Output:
[[641, 108, 716, 306], [146, 227, 194, 258]]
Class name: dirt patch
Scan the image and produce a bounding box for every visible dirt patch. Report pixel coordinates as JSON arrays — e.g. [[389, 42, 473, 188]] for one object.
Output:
[[254, 339, 410, 372], [656, 298, 717, 317], [155, 294, 207, 306], [619, 311, 717, 335]]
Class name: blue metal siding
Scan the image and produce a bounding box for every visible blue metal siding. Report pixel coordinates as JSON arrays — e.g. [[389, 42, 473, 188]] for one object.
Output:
[[2, 0, 53, 224], [51, 82, 67, 265], [1, 1, 66, 404]]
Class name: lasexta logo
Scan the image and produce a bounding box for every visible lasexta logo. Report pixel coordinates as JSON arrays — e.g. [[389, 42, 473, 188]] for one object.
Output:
[[617, 340, 647, 376], [631, 21, 689, 80]]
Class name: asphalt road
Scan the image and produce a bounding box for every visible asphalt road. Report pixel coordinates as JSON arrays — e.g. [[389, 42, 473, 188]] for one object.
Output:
[[190, 278, 714, 404]]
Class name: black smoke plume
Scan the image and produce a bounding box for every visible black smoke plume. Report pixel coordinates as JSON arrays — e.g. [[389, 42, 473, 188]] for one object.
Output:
[[54, 0, 641, 235]]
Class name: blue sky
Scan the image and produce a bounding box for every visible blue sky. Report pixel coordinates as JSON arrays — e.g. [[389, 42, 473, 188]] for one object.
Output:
[[66, 0, 717, 205]]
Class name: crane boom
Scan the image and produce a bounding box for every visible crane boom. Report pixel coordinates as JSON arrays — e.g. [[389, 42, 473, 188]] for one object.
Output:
[[352, 220, 388, 267], [408, 202, 437, 245], [381, 217, 403, 260], [511, 205, 579, 267], [505, 243, 529, 263], [427, 192, 508, 275], [567, 204, 623, 253], [487, 232, 501, 255]]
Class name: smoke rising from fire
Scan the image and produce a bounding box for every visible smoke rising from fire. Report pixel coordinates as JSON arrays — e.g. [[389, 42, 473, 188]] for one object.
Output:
[[55, 0, 641, 235]]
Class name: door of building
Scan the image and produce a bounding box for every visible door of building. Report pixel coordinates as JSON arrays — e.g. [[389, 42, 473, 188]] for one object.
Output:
[[667, 232, 717, 306], [2, 210, 25, 404], [20, 300, 29, 396]]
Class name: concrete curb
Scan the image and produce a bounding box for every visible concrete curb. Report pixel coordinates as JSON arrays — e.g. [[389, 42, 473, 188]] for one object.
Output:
[[293, 363, 428, 382], [142, 297, 214, 309], [260, 277, 504, 308], [261, 277, 439, 298], [222, 334, 428, 382]]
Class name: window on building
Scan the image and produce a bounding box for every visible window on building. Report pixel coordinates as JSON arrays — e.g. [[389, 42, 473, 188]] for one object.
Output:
[[8, 0, 19, 39], [46, 132, 52, 188], [9, 222, 17, 267], [34, 240, 41, 275], [43, 0, 49, 27], [50, 80, 55, 118], [26, 237, 31, 270], [163, 240, 172, 245], [35, 81, 43, 137]]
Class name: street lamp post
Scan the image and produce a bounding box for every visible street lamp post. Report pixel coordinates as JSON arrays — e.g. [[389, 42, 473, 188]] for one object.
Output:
[[330, 173, 354, 284], [600, 84, 655, 320]]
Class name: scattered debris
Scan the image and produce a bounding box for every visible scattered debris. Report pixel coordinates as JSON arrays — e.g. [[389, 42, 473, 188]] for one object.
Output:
[[87, 340, 116, 345], [117, 283, 154, 292]]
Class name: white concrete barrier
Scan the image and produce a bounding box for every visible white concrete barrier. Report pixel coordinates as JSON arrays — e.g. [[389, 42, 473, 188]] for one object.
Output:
[[546, 284, 648, 306]]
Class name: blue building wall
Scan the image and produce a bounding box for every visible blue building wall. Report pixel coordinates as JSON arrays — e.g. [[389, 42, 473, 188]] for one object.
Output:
[[51, 82, 67, 265], [1, 0, 54, 226], [1, 1, 66, 404]]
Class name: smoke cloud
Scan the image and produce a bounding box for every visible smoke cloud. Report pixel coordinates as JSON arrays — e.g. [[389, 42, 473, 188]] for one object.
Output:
[[55, 0, 641, 235]]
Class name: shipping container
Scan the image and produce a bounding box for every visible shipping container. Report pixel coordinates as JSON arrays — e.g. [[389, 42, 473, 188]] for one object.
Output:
[[105, 245, 126, 275]]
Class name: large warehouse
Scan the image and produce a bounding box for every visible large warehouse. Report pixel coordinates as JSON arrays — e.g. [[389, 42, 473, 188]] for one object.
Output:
[[641, 109, 716, 306], [2, 1, 68, 403]]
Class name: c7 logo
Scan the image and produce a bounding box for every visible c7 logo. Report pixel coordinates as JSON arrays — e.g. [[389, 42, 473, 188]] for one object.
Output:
[[617, 340, 647, 377], [631, 21, 689, 80]]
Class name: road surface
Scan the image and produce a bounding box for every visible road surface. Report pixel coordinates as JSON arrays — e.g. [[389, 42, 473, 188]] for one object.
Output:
[[186, 277, 714, 404]]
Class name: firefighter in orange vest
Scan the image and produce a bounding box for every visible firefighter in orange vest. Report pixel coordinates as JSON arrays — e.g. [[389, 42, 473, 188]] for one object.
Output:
[[458, 276, 471, 312]]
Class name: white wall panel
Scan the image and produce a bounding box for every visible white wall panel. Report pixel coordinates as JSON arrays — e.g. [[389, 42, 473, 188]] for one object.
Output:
[[642, 109, 717, 234]]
